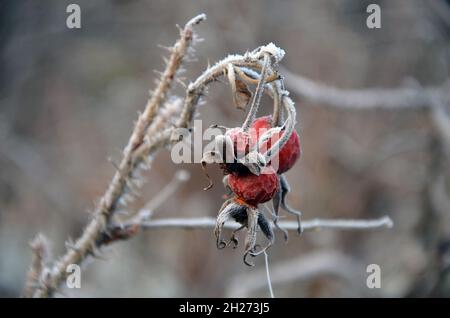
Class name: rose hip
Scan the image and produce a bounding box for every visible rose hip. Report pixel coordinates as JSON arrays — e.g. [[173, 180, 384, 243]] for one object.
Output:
[[227, 170, 279, 206], [251, 115, 301, 174]]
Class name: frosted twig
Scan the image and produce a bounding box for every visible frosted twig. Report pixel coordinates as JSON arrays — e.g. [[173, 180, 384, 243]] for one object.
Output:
[[134, 169, 191, 221], [176, 44, 289, 129], [264, 251, 274, 298], [242, 53, 270, 131], [23, 234, 50, 298], [138, 216, 393, 231]]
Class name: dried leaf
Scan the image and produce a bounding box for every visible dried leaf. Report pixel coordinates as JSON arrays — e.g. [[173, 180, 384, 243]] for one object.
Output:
[[234, 79, 252, 110], [227, 64, 252, 110]]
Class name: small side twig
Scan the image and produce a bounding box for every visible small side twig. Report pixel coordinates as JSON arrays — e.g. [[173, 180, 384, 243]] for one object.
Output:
[[97, 170, 191, 245], [134, 169, 191, 222], [23, 234, 50, 298]]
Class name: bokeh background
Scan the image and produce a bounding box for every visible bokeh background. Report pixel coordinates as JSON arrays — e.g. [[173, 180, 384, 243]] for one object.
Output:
[[1, 0, 449, 297]]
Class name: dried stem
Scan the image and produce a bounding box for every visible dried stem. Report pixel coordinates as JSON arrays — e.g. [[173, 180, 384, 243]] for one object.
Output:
[[242, 53, 270, 131], [176, 44, 286, 129], [264, 251, 275, 298]]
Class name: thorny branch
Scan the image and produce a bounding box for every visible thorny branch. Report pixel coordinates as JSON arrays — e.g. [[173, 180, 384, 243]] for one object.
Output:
[[28, 14, 206, 298]]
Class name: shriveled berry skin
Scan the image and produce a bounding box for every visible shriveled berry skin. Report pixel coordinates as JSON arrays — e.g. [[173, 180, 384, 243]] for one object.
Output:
[[251, 115, 301, 174], [227, 127, 251, 158], [228, 171, 279, 206], [220, 127, 253, 175]]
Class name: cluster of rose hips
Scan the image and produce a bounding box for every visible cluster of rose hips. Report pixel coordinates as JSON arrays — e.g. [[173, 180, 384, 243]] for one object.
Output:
[[202, 113, 302, 266]]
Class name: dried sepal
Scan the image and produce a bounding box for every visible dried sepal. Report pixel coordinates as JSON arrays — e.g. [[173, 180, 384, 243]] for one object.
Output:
[[257, 213, 274, 245], [214, 200, 242, 249], [227, 63, 251, 110], [233, 79, 253, 110], [201, 150, 221, 190], [271, 190, 289, 241], [280, 174, 302, 234], [243, 208, 259, 266], [229, 225, 245, 249]]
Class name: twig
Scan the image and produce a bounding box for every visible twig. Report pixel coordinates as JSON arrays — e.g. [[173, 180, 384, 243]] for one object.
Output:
[[23, 234, 50, 298], [263, 251, 274, 298], [176, 43, 287, 129], [138, 216, 393, 231], [134, 169, 191, 221], [97, 170, 191, 245], [242, 53, 270, 131], [282, 67, 450, 111]]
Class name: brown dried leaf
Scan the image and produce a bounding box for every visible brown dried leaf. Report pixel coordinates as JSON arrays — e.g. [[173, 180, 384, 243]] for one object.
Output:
[[234, 79, 252, 110]]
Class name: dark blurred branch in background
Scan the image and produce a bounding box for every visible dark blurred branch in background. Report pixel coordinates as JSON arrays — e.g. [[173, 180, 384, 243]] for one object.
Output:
[[283, 68, 450, 111]]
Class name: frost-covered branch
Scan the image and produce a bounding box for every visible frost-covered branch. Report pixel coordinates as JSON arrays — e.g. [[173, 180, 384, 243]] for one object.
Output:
[[138, 215, 393, 231]]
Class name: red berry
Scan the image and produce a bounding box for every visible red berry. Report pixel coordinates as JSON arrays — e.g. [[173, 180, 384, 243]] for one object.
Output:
[[228, 170, 279, 206], [251, 115, 301, 174]]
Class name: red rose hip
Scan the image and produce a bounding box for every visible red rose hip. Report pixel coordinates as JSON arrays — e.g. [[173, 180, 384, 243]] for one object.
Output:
[[251, 115, 301, 174], [228, 170, 279, 206]]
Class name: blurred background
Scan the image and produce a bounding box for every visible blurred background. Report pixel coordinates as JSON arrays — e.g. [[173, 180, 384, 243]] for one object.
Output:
[[1, 0, 449, 297]]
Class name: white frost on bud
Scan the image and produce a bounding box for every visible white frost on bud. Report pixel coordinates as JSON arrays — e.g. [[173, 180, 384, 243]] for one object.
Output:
[[260, 43, 285, 63]]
